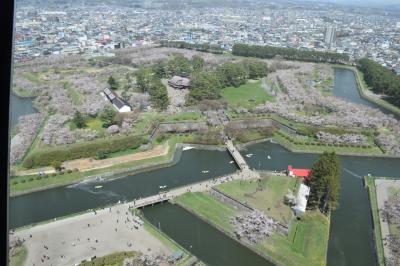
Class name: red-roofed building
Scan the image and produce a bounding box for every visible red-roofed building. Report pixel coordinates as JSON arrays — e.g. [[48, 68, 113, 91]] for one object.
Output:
[[287, 165, 311, 179]]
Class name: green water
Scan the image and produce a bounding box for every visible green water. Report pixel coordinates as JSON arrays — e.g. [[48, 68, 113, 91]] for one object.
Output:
[[143, 203, 274, 266]]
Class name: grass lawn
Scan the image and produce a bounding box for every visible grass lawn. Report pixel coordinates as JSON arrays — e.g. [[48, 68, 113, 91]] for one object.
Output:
[[63, 82, 84, 106], [221, 80, 274, 109], [216, 175, 298, 224], [78, 251, 137, 266], [86, 117, 106, 132], [273, 130, 383, 156], [175, 178, 329, 266], [255, 211, 329, 266], [175, 192, 239, 233], [9, 245, 27, 266], [364, 176, 385, 266]]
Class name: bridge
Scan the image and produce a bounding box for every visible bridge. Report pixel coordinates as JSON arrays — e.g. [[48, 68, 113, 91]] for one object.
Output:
[[225, 139, 250, 171], [124, 170, 256, 209]]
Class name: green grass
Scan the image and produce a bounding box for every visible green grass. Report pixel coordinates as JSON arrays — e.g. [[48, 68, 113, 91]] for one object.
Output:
[[78, 251, 137, 266], [175, 192, 239, 233], [273, 130, 383, 156], [9, 245, 27, 266], [63, 82, 84, 105], [364, 176, 385, 266], [221, 80, 274, 109], [176, 178, 329, 266], [216, 175, 297, 224], [86, 117, 106, 132], [255, 211, 329, 266]]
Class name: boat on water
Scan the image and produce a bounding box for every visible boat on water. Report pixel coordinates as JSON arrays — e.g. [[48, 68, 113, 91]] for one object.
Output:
[[182, 146, 195, 151], [201, 170, 209, 174], [267, 155, 271, 159], [159, 185, 167, 189], [94, 185, 103, 189], [229, 160, 234, 164], [245, 154, 253, 158]]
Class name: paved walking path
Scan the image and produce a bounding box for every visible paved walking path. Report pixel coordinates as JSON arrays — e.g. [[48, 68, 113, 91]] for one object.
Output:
[[375, 179, 400, 264], [11, 168, 262, 266]]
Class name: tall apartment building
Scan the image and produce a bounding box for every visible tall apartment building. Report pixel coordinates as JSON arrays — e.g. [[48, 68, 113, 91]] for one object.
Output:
[[324, 26, 336, 45]]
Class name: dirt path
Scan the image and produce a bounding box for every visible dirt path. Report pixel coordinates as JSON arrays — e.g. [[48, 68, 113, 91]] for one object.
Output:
[[16, 143, 169, 176]]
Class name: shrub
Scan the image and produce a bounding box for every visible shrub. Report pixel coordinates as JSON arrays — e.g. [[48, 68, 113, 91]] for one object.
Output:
[[73, 168, 79, 172], [59, 172, 64, 175], [20, 179, 26, 183], [51, 173, 57, 177], [43, 174, 49, 178], [23, 135, 145, 168], [12, 180, 18, 185], [67, 169, 73, 174], [28, 177, 34, 182], [36, 176, 42, 180]]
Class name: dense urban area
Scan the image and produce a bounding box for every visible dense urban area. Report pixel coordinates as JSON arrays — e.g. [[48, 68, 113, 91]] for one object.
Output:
[[9, 1, 400, 266], [15, 0, 400, 73]]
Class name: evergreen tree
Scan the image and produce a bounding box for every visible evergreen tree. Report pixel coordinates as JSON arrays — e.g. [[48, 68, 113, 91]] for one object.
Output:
[[307, 151, 341, 214], [152, 62, 167, 78], [135, 67, 151, 92], [107, 75, 119, 90], [73, 111, 86, 128], [100, 106, 117, 128], [191, 55, 205, 72], [167, 54, 192, 76]]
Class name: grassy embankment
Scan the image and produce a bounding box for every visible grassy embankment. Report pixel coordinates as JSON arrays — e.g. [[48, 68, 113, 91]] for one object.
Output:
[[9, 245, 27, 266], [78, 251, 138, 266], [216, 175, 298, 224], [364, 176, 385, 266], [175, 192, 239, 234], [175, 175, 329, 266], [273, 130, 383, 155], [221, 80, 275, 109]]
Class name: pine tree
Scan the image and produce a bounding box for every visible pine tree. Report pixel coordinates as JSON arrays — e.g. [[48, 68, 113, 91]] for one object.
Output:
[[108, 75, 118, 90], [73, 111, 86, 128], [307, 152, 340, 213]]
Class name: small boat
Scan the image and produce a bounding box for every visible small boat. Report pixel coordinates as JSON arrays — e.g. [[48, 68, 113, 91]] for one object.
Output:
[[229, 160, 235, 164], [245, 154, 253, 158], [94, 185, 103, 189], [267, 155, 271, 159], [182, 146, 195, 151], [202, 170, 209, 174], [159, 185, 167, 189]]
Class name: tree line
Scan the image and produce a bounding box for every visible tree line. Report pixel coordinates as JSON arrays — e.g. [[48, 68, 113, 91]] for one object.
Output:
[[188, 60, 268, 104], [357, 58, 400, 108], [232, 43, 349, 64], [160, 40, 224, 54], [307, 151, 341, 214], [135, 53, 269, 106]]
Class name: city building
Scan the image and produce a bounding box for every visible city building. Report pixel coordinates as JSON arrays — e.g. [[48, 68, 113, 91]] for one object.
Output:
[[324, 26, 336, 45]]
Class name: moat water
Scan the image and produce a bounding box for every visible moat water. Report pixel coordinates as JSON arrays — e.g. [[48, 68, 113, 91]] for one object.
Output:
[[10, 94, 36, 128], [10, 68, 400, 266]]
